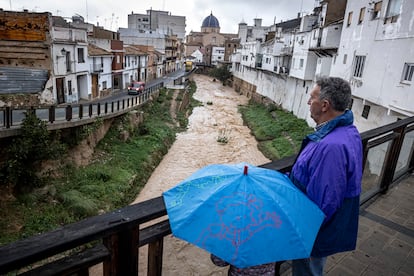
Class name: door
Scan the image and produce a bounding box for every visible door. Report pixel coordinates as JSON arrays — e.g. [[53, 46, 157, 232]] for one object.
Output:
[[91, 74, 99, 99], [56, 78, 65, 104]]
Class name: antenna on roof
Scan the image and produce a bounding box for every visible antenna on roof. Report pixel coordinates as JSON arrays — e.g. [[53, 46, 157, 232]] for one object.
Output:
[[85, 0, 88, 22]]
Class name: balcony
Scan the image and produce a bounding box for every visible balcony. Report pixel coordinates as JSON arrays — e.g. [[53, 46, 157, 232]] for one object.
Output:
[[0, 116, 413, 275], [280, 46, 293, 56], [274, 65, 289, 75], [91, 64, 104, 73]]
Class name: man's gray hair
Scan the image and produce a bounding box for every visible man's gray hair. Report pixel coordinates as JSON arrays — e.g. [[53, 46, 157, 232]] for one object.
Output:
[[316, 77, 352, 112]]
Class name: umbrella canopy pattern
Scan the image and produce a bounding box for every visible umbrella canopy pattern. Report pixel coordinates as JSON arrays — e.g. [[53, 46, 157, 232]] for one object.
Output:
[[163, 163, 325, 268]]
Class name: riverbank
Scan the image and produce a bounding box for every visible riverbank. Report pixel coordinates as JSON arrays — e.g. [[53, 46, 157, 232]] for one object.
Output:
[[0, 85, 197, 246]]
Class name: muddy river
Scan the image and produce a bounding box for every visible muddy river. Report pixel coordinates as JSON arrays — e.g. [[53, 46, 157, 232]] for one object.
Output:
[[132, 74, 270, 275]]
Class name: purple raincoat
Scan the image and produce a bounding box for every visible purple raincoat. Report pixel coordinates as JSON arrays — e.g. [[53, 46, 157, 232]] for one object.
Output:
[[290, 110, 363, 257]]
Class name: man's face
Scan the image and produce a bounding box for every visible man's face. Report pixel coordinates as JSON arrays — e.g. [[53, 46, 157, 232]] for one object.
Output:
[[308, 84, 324, 124]]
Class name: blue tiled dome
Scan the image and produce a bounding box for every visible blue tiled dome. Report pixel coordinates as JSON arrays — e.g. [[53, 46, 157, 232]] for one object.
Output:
[[202, 12, 220, 28]]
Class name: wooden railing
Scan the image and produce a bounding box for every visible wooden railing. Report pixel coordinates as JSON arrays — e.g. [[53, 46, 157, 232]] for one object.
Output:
[[0, 116, 413, 275], [0, 83, 164, 139]]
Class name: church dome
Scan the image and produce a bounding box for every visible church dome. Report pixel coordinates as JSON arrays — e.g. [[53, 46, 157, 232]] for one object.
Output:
[[202, 12, 220, 28]]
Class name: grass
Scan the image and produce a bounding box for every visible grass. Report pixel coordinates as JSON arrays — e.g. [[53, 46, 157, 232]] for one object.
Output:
[[239, 102, 313, 160]]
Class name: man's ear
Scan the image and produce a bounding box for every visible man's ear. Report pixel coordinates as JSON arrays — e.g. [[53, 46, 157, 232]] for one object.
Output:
[[321, 99, 330, 112]]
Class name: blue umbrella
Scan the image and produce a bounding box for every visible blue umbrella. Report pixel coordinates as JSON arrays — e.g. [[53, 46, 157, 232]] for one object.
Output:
[[163, 162, 325, 269]]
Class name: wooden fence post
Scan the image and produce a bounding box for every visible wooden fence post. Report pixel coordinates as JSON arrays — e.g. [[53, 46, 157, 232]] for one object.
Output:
[[103, 226, 140, 276], [148, 239, 164, 276]]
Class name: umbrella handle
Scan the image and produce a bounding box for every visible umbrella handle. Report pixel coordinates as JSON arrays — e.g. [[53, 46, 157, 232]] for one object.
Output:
[[244, 165, 248, 175]]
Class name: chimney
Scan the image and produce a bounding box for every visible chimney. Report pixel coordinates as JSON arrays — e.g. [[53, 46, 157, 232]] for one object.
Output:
[[254, 18, 262, 27]]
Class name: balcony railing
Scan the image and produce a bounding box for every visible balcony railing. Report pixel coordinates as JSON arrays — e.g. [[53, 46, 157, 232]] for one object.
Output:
[[91, 64, 104, 73], [0, 115, 413, 275], [280, 46, 293, 56]]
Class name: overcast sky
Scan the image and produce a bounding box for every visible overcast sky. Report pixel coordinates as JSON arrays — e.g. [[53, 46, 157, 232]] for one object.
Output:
[[1, 0, 317, 34]]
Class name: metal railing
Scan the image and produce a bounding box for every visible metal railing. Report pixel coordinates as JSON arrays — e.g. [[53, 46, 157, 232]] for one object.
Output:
[[0, 83, 164, 139], [0, 116, 413, 275]]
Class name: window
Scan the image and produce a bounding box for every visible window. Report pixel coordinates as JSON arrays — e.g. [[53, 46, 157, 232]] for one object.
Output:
[[102, 81, 107, 89], [385, 0, 401, 23], [371, 1, 382, 20], [358, 7, 366, 24], [67, 80, 72, 95], [299, 59, 304, 69], [343, 54, 347, 64], [401, 63, 414, 83], [77, 48, 85, 63], [313, 29, 318, 39], [353, 55, 366, 78], [65, 51, 71, 72], [347, 11, 353, 27], [362, 105, 370, 119]]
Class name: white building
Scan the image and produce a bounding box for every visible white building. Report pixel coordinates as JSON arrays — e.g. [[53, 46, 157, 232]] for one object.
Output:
[[123, 46, 148, 85], [88, 44, 113, 99], [127, 9, 186, 40], [330, 0, 414, 131], [51, 20, 89, 104], [238, 18, 270, 44], [211, 46, 225, 66], [189, 49, 204, 63], [231, 0, 413, 132], [119, 28, 166, 56]]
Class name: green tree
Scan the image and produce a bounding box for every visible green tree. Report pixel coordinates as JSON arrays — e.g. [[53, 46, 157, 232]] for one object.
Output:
[[209, 65, 232, 85], [2, 111, 65, 194]]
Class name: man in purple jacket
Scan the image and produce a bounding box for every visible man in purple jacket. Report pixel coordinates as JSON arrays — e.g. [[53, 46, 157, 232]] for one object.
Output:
[[289, 77, 363, 275]]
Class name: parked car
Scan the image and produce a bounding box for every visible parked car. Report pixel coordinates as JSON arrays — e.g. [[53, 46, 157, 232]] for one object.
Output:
[[127, 81, 145, 95]]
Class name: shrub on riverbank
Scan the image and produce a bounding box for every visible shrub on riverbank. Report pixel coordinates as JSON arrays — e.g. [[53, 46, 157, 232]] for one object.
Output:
[[239, 102, 313, 160]]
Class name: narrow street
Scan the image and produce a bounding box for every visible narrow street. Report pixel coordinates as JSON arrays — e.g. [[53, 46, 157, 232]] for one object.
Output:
[[133, 74, 270, 275]]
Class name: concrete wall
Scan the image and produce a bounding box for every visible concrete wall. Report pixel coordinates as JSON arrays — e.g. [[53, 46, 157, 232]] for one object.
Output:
[[232, 66, 312, 126]]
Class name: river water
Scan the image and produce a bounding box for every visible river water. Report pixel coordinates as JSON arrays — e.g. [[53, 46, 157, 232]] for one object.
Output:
[[132, 74, 270, 275]]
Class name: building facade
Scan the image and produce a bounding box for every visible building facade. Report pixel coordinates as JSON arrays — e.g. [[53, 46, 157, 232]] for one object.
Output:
[[330, 0, 414, 131], [185, 12, 238, 65], [231, 0, 414, 132], [127, 9, 186, 40]]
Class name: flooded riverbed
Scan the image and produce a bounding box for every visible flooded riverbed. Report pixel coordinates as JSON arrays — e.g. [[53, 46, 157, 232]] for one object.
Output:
[[133, 74, 270, 275]]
